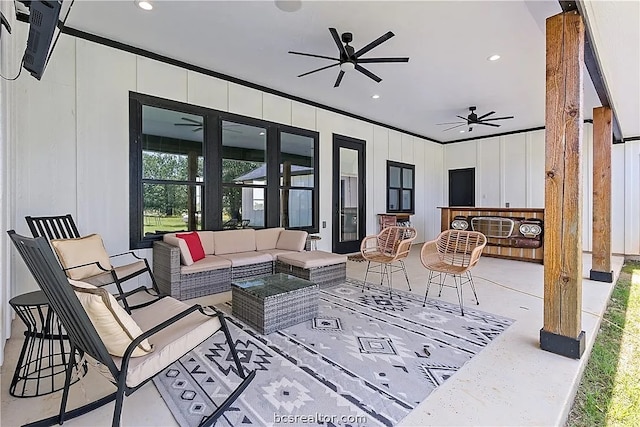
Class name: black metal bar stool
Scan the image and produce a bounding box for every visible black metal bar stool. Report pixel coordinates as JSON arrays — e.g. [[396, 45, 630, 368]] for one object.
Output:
[[9, 290, 86, 397]]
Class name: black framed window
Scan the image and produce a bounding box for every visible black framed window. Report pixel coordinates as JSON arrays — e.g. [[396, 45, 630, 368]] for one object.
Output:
[[387, 161, 415, 214], [129, 93, 319, 249], [221, 120, 268, 228], [279, 130, 318, 230]]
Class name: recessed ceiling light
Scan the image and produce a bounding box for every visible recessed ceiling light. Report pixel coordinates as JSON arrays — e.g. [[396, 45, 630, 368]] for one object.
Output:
[[372, 94, 380, 99], [136, 1, 153, 11], [275, 0, 302, 12], [459, 130, 465, 133], [259, 132, 265, 136], [488, 54, 501, 61]]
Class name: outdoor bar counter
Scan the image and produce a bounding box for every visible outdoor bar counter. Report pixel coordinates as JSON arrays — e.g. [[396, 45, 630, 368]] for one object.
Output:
[[438, 207, 545, 264]]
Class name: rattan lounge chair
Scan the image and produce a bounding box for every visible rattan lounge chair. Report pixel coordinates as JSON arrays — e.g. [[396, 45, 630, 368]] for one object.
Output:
[[26, 214, 163, 313], [419, 230, 487, 315], [360, 226, 417, 298], [8, 230, 255, 427]]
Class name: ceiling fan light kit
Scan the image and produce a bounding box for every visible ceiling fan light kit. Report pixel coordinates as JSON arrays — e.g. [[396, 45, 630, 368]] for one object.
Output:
[[288, 28, 409, 87], [339, 61, 355, 72], [437, 106, 514, 132]]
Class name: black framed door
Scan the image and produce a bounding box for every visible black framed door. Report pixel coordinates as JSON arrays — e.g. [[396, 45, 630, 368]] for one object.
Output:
[[449, 168, 475, 206], [332, 135, 366, 254]]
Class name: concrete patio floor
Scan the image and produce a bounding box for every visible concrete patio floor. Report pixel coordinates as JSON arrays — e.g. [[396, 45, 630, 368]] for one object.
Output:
[[0, 247, 623, 426]]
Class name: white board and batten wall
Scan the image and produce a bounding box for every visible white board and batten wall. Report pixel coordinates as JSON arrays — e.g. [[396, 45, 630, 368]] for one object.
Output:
[[443, 125, 640, 255], [6, 31, 446, 300], [4, 27, 640, 362]]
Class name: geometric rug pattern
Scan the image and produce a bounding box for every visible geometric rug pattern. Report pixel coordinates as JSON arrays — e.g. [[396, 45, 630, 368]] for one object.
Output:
[[153, 278, 514, 426]]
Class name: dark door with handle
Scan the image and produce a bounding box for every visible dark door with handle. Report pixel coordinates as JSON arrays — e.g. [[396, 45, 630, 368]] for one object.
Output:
[[449, 168, 475, 206], [332, 135, 366, 254]]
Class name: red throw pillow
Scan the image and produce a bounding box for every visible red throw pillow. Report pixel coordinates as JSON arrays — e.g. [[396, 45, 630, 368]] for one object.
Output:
[[176, 232, 205, 262]]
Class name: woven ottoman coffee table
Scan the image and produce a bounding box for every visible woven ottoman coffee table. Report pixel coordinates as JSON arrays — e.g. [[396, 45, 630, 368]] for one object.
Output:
[[231, 273, 318, 335], [275, 251, 347, 288]]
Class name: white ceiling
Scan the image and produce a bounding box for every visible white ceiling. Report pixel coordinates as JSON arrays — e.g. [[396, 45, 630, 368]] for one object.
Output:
[[62, 0, 639, 142]]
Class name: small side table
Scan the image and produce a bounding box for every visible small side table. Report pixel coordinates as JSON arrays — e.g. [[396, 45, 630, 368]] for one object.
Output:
[[9, 290, 86, 397], [306, 234, 321, 251]]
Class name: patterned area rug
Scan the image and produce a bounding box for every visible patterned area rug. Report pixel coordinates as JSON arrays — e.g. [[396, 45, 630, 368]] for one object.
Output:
[[347, 254, 365, 262], [153, 278, 514, 427]]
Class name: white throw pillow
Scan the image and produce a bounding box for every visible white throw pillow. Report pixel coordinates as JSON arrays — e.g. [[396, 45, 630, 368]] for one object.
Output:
[[69, 279, 153, 357], [51, 234, 112, 280]]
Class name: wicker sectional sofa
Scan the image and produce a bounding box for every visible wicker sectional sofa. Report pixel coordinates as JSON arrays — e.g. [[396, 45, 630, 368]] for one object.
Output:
[[152, 228, 346, 300]]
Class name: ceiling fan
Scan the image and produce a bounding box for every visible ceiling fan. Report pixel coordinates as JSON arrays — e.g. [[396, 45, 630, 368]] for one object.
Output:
[[174, 117, 203, 132], [437, 107, 515, 132], [174, 118, 241, 133], [288, 28, 409, 87]]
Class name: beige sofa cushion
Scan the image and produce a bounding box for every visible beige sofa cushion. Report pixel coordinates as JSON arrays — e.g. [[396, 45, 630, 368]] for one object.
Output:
[[259, 248, 299, 258], [213, 229, 256, 255], [180, 255, 232, 275], [124, 297, 221, 388], [163, 234, 194, 266], [255, 228, 284, 250], [69, 279, 152, 357], [51, 234, 113, 280], [197, 231, 215, 255], [218, 251, 274, 267], [276, 230, 308, 252], [277, 251, 347, 269], [163, 231, 214, 263]]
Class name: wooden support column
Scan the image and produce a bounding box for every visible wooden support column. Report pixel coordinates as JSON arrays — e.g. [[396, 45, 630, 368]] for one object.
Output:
[[590, 106, 613, 282], [540, 11, 586, 359]]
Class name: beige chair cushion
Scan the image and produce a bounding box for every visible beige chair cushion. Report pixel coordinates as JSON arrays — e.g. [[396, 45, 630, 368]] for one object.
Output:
[[180, 255, 232, 275], [82, 261, 147, 287], [69, 279, 152, 357], [213, 229, 256, 255], [123, 297, 221, 388], [277, 251, 347, 269], [51, 234, 113, 280], [255, 228, 284, 251], [163, 234, 194, 266], [275, 230, 308, 251], [217, 251, 273, 267]]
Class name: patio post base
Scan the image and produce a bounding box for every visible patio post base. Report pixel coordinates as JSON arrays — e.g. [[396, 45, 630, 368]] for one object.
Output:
[[589, 269, 613, 283], [539, 329, 585, 359]]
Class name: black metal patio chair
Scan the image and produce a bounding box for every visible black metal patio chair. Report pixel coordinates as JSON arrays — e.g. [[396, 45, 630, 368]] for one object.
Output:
[[8, 230, 255, 427], [26, 214, 163, 313]]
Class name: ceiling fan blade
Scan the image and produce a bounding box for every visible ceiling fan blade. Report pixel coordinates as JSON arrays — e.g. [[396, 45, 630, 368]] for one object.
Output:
[[180, 117, 201, 124], [477, 111, 495, 120], [222, 127, 241, 133], [480, 116, 515, 122], [334, 70, 345, 87], [192, 127, 203, 132], [476, 122, 500, 127], [436, 121, 466, 125], [297, 62, 339, 78], [356, 57, 409, 63], [329, 28, 349, 58], [175, 123, 201, 126], [456, 115, 469, 121], [355, 64, 382, 82], [354, 31, 395, 58], [443, 123, 467, 132], [288, 51, 339, 61]]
